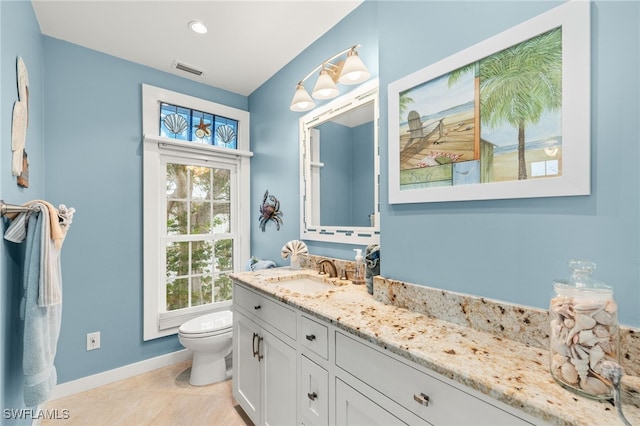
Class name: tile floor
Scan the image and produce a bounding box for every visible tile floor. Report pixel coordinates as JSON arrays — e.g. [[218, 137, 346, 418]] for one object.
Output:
[[41, 360, 253, 426]]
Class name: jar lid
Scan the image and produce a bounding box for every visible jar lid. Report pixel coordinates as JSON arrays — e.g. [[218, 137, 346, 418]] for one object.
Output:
[[553, 259, 612, 296]]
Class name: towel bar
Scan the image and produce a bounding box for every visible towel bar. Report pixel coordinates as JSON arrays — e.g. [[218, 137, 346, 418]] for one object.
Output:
[[0, 200, 40, 217]]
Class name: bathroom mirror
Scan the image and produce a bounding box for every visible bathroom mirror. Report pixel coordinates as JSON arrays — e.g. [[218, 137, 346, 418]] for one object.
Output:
[[299, 80, 379, 245]]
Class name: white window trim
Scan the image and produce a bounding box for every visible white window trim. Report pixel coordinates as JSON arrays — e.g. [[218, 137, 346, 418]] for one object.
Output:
[[142, 84, 252, 341]]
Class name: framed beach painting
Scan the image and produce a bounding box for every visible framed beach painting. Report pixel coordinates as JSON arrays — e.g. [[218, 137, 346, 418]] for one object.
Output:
[[388, 1, 590, 204]]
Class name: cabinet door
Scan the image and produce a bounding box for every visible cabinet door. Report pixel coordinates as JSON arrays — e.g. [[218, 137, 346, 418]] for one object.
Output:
[[262, 330, 297, 426], [300, 355, 328, 426], [233, 311, 261, 426], [336, 379, 408, 426]]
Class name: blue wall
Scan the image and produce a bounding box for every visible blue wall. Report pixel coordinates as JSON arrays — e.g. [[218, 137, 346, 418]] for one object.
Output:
[[41, 35, 247, 385], [315, 120, 374, 227], [249, 1, 640, 327], [1, 1, 45, 421], [319, 122, 352, 226], [1, 1, 248, 414], [378, 1, 640, 326], [351, 122, 375, 227], [249, 1, 380, 262]]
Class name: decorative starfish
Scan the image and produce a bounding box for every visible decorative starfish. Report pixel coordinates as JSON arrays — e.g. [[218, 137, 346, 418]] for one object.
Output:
[[194, 118, 211, 138]]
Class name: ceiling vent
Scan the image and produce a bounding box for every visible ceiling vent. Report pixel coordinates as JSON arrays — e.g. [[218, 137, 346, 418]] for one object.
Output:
[[172, 60, 203, 76]]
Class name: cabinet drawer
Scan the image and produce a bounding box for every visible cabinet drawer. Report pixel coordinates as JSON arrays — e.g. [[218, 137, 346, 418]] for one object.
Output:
[[234, 284, 296, 339], [300, 356, 328, 426], [299, 316, 328, 359], [336, 379, 407, 426], [335, 332, 531, 425]]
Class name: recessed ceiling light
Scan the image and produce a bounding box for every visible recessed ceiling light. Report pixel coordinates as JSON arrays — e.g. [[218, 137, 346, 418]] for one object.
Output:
[[188, 20, 207, 34]]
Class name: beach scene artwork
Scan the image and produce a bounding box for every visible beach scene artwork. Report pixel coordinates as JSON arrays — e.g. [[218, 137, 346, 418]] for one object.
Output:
[[398, 27, 562, 191]]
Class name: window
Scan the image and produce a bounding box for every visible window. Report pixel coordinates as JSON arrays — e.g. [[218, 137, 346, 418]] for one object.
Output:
[[142, 84, 252, 340], [164, 161, 233, 311]]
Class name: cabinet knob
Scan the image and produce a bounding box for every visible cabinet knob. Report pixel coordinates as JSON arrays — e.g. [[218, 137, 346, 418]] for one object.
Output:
[[307, 392, 318, 401], [254, 305, 261, 310], [305, 334, 316, 341], [413, 392, 430, 407]]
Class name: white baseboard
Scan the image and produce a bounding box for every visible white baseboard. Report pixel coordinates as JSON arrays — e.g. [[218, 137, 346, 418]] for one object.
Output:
[[49, 349, 192, 400]]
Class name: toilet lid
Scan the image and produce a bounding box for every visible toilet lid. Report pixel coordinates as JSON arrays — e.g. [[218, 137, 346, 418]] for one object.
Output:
[[179, 310, 233, 337]]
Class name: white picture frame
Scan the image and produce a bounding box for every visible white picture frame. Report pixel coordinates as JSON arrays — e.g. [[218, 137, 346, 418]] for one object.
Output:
[[388, 1, 590, 204]]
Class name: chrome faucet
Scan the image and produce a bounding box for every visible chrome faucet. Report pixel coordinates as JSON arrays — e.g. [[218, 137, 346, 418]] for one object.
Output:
[[317, 259, 338, 278]]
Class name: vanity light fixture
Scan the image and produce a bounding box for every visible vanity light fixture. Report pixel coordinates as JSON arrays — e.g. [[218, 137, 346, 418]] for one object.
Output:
[[188, 20, 208, 34], [290, 44, 370, 112]]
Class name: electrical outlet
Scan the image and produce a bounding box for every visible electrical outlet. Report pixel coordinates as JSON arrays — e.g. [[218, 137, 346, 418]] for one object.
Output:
[[86, 332, 100, 351]]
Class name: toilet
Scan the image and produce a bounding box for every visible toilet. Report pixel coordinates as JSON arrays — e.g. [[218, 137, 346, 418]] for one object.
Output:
[[178, 310, 233, 386]]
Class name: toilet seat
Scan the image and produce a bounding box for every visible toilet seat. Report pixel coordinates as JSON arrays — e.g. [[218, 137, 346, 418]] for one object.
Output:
[[179, 310, 233, 338]]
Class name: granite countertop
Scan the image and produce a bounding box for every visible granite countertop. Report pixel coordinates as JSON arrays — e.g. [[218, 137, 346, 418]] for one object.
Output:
[[230, 267, 640, 426]]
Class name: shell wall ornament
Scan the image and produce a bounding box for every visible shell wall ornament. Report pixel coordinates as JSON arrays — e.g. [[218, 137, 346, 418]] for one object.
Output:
[[258, 190, 283, 232], [163, 113, 188, 136], [12, 57, 29, 180], [281, 240, 308, 270]]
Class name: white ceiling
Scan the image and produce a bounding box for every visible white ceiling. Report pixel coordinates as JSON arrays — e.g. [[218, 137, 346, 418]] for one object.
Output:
[[31, 0, 363, 96]]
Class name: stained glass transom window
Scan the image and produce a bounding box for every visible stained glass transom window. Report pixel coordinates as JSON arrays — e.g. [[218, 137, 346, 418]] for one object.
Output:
[[160, 102, 238, 149]]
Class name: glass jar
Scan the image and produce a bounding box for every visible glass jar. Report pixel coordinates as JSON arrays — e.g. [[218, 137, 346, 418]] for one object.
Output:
[[549, 260, 619, 400]]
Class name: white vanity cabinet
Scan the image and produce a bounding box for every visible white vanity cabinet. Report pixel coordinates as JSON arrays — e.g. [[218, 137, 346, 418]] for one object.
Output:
[[232, 280, 541, 426], [232, 284, 297, 426]]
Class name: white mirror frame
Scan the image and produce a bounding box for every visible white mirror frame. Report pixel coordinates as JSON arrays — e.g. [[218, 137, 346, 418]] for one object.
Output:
[[299, 79, 380, 245]]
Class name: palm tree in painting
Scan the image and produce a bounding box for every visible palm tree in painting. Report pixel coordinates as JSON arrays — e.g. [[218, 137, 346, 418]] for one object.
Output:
[[399, 92, 414, 119], [448, 28, 562, 179]]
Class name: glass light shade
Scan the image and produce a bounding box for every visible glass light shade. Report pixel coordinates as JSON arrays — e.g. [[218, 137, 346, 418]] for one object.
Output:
[[338, 50, 370, 85], [312, 69, 340, 100], [188, 20, 208, 34], [290, 84, 316, 112]]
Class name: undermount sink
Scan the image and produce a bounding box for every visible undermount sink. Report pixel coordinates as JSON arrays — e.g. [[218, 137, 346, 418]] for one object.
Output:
[[268, 275, 337, 294]]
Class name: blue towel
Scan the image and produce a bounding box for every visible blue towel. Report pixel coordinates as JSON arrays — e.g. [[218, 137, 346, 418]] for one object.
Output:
[[21, 212, 61, 406], [245, 258, 277, 271]]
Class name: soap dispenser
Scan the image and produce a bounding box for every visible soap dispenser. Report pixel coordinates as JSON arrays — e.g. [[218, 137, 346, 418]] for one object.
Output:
[[352, 249, 365, 285]]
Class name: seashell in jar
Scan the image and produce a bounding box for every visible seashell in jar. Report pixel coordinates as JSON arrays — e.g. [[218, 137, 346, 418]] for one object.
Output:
[[551, 299, 575, 318], [598, 339, 614, 355], [560, 361, 579, 384], [580, 376, 610, 395], [567, 314, 596, 343], [559, 325, 570, 342], [573, 300, 606, 313], [593, 310, 614, 325], [570, 346, 590, 382], [551, 353, 567, 370], [605, 300, 617, 314], [592, 324, 610, 338], [551, 339, 571, 357], [564, 318, 575, 328], [550, 319, 563, 337], [589, 344, 605, 369], [578, 330, 599, 347]]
